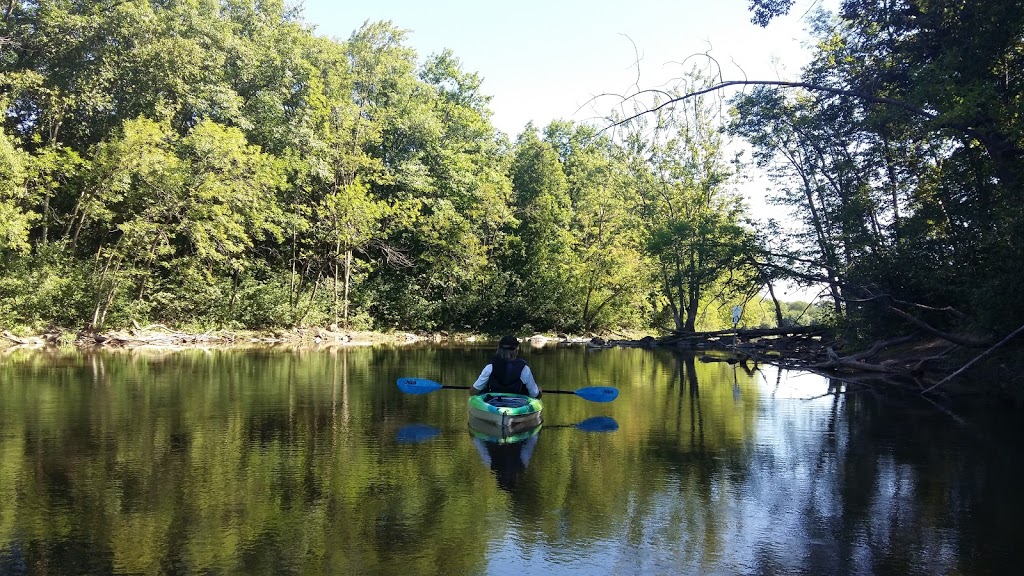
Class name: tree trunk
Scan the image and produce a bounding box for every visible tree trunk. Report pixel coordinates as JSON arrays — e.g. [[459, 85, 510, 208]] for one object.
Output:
[[343, 249, 352, 329], [765, 279, 784, 327], [661, 265, 682, 330], [289, 227, 297, 311], [684, 279, 699, 332], [333, 238, 341, 326], [40, 188, 50, 245], [683, 251, 699, 332], [227, 268, 239, 316]]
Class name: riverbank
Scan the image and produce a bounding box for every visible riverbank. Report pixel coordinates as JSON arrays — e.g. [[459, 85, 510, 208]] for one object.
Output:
[[0, 325, 612, 351], [4, 324, 1018, 400], [1, 326, 462, 349]]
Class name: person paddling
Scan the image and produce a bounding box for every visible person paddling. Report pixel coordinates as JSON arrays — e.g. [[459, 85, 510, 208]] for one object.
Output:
[[470, 335, 542, 398]]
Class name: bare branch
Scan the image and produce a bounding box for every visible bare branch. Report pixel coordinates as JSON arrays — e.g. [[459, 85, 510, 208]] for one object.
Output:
[[883, 303, 988, 348], [604, 80, 940, 133], [922, 322, 1024, 394], [369, 239, 414, 268]]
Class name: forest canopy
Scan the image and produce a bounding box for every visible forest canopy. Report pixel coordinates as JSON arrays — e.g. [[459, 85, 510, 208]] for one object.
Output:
[[0, 0, 1020, 348]]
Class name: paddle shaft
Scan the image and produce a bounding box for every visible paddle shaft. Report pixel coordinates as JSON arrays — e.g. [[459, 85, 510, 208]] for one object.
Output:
[[439, 384, 576, 395], [396, 377, 618, 402]]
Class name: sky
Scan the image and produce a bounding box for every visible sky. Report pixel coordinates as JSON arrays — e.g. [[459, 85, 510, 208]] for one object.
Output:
[[295, 0, 834, 300], [298, 0, 830, 136]]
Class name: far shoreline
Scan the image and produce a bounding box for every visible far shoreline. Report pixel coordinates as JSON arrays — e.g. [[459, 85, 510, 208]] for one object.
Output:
[[0, 325, 609, 352], [5, 325, 1020, 401]]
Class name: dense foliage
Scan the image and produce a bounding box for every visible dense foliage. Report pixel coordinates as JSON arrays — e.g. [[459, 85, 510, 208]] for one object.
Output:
[[4, 0, 1016, 344], [729, 0, 1024, 343], [0, 0, 756, 335]]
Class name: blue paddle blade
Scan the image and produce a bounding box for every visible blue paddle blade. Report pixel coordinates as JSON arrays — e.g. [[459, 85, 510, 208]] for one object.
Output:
[[575, 416, 619, 432], [396, 377, 443, 395], [396, 423, 441, 444], [574, 386, 619, 402]]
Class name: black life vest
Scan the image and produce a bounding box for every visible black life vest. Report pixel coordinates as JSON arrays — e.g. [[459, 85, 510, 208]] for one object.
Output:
[[485, 357, 528, 394]]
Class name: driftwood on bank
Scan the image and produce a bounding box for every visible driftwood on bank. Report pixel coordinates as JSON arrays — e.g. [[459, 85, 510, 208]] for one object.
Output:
[[921, 322, 1024, 394], [2, 330, 63, 346], [592, 326, 965, 391], [659, 325, 835, 362], [2, 331, 31, 345]]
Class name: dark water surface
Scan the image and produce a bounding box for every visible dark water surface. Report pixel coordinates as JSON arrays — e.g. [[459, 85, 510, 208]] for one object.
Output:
[[0, 344, 1020, 575]]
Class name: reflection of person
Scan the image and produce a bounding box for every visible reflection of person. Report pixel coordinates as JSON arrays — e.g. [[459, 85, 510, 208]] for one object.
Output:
[[470, 335, 542, 398], [472, 433, 540, 491]]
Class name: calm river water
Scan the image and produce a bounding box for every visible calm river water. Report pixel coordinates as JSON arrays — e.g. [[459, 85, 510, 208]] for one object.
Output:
[[0, 344, 1021, 575]]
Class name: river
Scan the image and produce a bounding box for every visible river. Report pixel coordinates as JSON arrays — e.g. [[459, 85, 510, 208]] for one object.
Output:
[[0, 344, 1019, 575]]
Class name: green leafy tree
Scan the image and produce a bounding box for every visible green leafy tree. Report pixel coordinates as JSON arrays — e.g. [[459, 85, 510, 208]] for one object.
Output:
[[729, 89, 870, 315], [72, 118, 283, 328], [315, 178, 387, 328], [627, 80, 752, 332], [412, 50, 516, 329], [544, 121, 649, 330], [725, 1, 1024, 341], [506, 126, 576, 330], [0, 127, 35, 253]]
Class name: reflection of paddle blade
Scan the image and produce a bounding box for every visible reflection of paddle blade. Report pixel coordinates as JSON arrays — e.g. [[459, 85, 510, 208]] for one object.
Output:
[[574, 416, 619, 432], [396, 423, 441, 444]]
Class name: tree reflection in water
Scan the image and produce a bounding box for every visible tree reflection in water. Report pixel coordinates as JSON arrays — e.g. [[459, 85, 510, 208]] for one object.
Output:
[[0, 347, 1020, 575]]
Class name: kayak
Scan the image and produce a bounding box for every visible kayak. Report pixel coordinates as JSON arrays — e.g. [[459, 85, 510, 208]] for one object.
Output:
[[468, 416, 542, 444], [468, 392, 543, 431]]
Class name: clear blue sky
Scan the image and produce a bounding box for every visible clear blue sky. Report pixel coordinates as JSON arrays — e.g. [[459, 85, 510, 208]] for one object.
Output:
[[297, 0, 829, 136]]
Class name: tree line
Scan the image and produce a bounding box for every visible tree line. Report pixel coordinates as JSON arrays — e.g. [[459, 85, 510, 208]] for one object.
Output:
[[1, 0, 1019, 349], [0, 0, 766, 335]]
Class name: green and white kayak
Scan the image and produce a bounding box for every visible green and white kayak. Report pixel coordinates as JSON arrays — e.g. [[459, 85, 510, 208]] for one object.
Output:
[[468, 416, 542, 444], [468, 393, 543, 431]]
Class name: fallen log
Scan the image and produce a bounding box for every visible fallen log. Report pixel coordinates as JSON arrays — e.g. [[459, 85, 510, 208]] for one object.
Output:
[[922, 322, 1024, 394], [660, 325, 827, 341], [2, 331, 29, 345], [2, 331, 49, 346]]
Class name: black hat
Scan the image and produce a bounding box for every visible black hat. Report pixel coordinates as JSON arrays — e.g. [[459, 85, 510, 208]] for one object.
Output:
[[498, 335, 520, 350]]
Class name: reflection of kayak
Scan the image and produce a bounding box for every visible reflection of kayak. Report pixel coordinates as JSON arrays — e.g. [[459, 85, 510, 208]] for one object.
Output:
[[468, 393, 543, 431], [469, 415, 542, 444], [470, 414, 541, 491]]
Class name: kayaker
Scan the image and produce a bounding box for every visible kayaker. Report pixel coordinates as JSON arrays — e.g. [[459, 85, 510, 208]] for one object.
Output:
[[470, 335, 542, 398]]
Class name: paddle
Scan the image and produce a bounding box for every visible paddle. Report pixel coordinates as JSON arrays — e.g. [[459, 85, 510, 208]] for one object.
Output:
[[396, 377, 619, 402]]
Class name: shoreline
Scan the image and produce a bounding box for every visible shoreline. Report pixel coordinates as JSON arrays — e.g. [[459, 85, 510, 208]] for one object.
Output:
[[0, 326, 606, 351], [5, 326, 1019, 401]]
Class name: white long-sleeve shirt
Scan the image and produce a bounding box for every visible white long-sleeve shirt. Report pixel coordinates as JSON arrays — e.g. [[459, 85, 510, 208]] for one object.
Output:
[[471, 362, 540, 397]]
